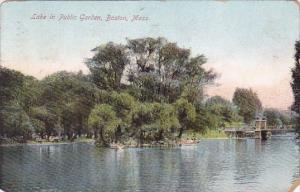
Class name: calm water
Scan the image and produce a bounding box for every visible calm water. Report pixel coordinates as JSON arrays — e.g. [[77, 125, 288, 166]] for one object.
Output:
[[1, 135, 300, 192]]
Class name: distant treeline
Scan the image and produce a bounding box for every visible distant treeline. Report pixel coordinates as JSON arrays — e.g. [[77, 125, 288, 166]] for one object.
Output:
[[0, 37, 295, 145]]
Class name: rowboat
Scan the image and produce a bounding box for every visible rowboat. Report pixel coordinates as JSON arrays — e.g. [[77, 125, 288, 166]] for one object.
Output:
[[110, 143, 125, 150], [180, 139, 199, 145]]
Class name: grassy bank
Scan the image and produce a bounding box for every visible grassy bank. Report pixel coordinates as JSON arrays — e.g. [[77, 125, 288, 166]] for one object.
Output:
[[1, 131, 229, 147], [0, 137, 95, 146], [182, 130, 228, 140], [28, 137, 95, 145]]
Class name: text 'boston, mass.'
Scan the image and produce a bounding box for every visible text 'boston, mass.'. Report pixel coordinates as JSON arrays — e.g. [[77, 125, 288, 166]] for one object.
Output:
[[30, 13, 149, 22]]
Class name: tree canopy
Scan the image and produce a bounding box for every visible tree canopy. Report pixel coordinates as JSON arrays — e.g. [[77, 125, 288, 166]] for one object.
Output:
[[232, 88, 262, 124], [291, 40, 300, 133], [2, 37, 293, 145]]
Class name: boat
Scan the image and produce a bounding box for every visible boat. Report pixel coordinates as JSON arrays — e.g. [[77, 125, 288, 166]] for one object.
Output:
[[180, 139, 199, 145], [110, 143, 125, 150]]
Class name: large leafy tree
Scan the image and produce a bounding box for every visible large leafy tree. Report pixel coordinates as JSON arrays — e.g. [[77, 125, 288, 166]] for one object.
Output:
[[291, 40, 300, 133], [130, 102, 179, 144], [151, 103, 180, 141], [88, 104, 120, 146], [232, 88, 262, 124], [174, 98, 196, 138], [131, 103, 155, 145], [127, 37, 216, 103], [205, 96, 242, 127], [86, 43, 129, 91], [86, 37, 215, 103], [38, 71, 98, 139], [0, 67, 36, 139], [108, 92, 137, 142], [263, 108, 282, 127], [0, 67, 25, 108]]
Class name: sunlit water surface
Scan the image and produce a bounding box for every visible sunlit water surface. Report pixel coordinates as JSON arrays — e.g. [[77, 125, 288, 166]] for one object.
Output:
[[1, 135, 300, 192]]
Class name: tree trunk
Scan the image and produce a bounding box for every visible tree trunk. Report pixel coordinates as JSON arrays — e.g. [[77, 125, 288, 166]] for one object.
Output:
[[115, 126, 122, 143], [94, 129, 98, 139], [139, 130, 144, 146], [98, 128, 109, 147], [178, 127, 184, 139]]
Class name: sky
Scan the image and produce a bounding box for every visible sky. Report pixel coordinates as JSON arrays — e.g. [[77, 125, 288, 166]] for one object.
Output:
[[0, 1, 299, 109]]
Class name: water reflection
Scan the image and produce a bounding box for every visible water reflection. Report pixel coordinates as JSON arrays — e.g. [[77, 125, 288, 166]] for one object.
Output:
[[0, 137, 299, 192]]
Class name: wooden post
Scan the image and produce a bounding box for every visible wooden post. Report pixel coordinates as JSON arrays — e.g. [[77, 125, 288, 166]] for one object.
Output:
[[255, 118, 261, 139]]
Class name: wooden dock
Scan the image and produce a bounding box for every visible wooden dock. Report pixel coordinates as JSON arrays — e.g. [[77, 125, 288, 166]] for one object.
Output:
[[224, 127, 294, 140], [224, 116, 295, 140]]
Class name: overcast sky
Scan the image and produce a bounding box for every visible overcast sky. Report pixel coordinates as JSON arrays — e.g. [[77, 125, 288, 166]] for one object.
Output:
[[1, 1, 299, 109]]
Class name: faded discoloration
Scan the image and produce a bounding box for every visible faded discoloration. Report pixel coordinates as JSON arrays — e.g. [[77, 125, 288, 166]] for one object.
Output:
[[291, 0, 300, 9], [288, 178, 300, 192], [215, 0, 228, 3], [0, 0, 22, 7], [294, 186, 300, 192]]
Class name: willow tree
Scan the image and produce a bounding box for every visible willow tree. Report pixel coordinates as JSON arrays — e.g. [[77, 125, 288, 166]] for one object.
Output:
[[131, 102, 180, 144], [174, 98, 196, 138], [88, 104, 120, 146], [108, 92, 137, 141], [151, 103, 180, 141]]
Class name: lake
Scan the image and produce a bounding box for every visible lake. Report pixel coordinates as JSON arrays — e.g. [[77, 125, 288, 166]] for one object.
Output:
[[1, 135, 300, 192]]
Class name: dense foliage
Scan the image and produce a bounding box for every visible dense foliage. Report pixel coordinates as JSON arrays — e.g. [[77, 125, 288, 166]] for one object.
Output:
[[0, 37, 295, 145], [232, 88, 262, 124], [291, 40, 300, 134], [263, 108, 295, 128]]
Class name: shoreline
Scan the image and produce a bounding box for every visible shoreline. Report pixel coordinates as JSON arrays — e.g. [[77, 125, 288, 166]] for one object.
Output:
[[0, 140, 95, 147], [0, 137, 237, 147], [4, 137, 285, 147]]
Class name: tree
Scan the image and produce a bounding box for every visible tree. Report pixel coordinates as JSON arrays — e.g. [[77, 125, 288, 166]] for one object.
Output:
[[108, 92, 137, 142], [131, 103, 155, 145], [38, 71, 99, 139], [174, 98, 196, 138], [88, 104, 120, 146], [127, 37, 216, 103], [194, 107, 221, 132], [0, 67, 34, 139], [0, 37, 220, 145], [232, 88, 262, 124], [263, 109, 281, 127], [152, 103, 180, 141], [0, 67, 25, 106], [1, 103, 33, 140], [205, 96, 242, 127], [291, 40, 300, 133], [85, 38, 215, 103], [85, 43, 129, 91], [29, 106, 56, 139]]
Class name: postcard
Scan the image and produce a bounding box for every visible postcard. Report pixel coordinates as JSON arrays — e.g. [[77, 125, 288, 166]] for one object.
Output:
[[1, 1, 300, 192]]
